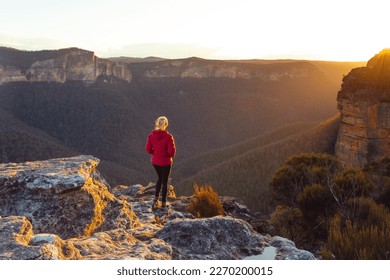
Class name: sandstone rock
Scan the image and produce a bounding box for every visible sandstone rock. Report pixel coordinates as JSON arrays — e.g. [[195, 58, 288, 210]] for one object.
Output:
[[336, 49, 390, 166], [270, 236, 315, 260], [0, 154, 99, 193], [142, 58, 319, 81], [0, 155, 138, 239], [0, 216, 81, 260], [120, 183, 312, 260], [0, 156, 314, 260], [70, 228, 172, 260], [221, 196, 253, 223], [113, 183, 182, 225], [156, 216, 267, 260], [113, 182, 176, 200]]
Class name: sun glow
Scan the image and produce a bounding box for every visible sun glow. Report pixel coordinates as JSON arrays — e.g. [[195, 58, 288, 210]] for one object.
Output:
[[0, 0, 389, 61]]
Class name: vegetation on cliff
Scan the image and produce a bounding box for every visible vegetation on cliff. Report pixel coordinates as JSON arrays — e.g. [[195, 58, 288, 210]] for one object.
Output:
[[270, 153, 390, 259]]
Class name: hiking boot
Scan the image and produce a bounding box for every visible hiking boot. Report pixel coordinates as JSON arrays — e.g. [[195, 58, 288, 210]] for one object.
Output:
[[153, 196, 159, 206]]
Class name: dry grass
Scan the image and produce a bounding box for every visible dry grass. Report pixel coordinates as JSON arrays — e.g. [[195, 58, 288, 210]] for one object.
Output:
[[188, 184, 224, 218]]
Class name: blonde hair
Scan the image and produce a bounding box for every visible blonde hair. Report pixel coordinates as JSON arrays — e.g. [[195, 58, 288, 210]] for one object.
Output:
[[155, 116, 169, 130]]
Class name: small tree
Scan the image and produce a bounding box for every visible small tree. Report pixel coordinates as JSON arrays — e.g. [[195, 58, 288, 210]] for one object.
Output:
[[188, 183, 224, 218]]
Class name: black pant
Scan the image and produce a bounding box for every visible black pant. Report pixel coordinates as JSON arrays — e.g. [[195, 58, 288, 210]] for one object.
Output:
[[153, 164, 171, 202]]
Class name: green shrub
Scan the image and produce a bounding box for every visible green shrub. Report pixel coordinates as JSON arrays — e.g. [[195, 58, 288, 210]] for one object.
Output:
[[364, 158, 390, 208], [298, 184, 334, 218], [270, 205, 307, 246], [327, 198, 390, 259], [188, 184, 224, 218], [297, 184, 335, 238], [333, 167, 374, 206], [270, 153, 340, 207]]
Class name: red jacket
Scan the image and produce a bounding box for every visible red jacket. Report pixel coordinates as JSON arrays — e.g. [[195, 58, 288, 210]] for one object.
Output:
[[145, 130, 176, 166]]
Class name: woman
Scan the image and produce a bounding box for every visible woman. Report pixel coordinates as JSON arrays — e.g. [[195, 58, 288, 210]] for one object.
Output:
[[145, 116, 176, 207]]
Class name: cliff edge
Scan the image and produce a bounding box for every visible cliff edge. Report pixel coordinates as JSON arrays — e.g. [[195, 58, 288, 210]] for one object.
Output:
[[336, 49, 390, 166], [0, 155, 314, 260]]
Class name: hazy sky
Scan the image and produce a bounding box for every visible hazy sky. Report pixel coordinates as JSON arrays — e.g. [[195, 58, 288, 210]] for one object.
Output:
[[0, 0, 389, 61]]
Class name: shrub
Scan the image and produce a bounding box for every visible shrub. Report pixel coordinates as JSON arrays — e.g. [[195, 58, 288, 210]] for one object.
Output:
[[270, 153, 340, 207], [345, 197, 390, 227], [327, 198, 390, 259], [378, 178, 390, 208], [298, 184, 334, 218], [270, 205, 307, 246], [364, 158, 390, 208], [297, 184, 335, 238], [333, 167, 374, 207], [188, 184, 224, 218]]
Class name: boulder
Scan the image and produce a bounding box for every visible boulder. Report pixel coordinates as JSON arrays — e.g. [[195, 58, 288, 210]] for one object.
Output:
[[156, 216, 267, 260], [270, 236, 315, 260]]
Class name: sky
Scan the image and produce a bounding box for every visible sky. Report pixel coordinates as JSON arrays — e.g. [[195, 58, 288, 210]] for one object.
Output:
[[0, 0, 389, 61]]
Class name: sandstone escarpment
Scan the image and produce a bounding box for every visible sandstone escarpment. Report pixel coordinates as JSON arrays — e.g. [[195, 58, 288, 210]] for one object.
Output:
[[0, 48, 132, 84], [1, 47, 323, 85], [335, 49, 390, 166], [138, 58, 320, 81], [0, 156, 314, 260]]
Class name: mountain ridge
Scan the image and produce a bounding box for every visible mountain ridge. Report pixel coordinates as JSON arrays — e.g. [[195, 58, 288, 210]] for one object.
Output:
[[1, 46, 364, 85]]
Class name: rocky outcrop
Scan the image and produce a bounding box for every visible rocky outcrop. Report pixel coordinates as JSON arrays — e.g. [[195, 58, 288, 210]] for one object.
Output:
[[0, 155, 138, 239], [0, 156, 314, 260], [335, 49, 390, 166], [0, 48, 132, 84]]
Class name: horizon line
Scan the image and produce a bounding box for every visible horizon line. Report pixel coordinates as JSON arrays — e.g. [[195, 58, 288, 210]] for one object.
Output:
[[0, 44, 369, 63]]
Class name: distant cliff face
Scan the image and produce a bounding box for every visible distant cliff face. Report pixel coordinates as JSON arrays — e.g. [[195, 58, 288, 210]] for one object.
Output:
[[0, 48, 132, 84], [335, 49, 390, 166], [138, 58, 320, 81], [0, 47, 323, 84]]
